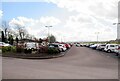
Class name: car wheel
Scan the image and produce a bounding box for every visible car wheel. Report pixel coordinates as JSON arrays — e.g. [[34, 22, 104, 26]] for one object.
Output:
[[24, 49, 27, 53], [101, 49, 104, 51], [107, 49, 111, 53], [115, 53, 119, 56], [62, 49, 64, 52]]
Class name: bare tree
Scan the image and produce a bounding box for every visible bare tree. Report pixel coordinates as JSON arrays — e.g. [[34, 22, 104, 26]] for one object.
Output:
[[2, 21, 9, 42], [15, 25, 26, 40], [49, 35, 56, 43]]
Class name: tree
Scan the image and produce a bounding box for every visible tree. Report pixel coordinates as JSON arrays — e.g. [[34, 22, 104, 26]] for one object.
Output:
[[1, 31, 5, 42], [2, 21, 9, 43], [49, 35, 56, 43], [39, 38, 43, 43], [8, 35, 14, 45], [16, 25, 27, 40], [2, 21, 8, 37], [16, 37, 19, 44]]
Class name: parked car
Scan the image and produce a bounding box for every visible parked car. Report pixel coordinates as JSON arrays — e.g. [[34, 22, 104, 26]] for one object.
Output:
[[59, 44, 67, 52], [86, 43, 94, 48], [48, 43, 62, 52], [96, 44, 106, 51], [85, 44, 91, 47], [75, 43, 80, 47], [69, 43, 73, 47], [0, 42, 11, 48], [64, 43, 70, 49], [104, 44, 118, 53], [90, 44, 99, 49], [113, 45, 120, 56], [24, 42, 39, 53]]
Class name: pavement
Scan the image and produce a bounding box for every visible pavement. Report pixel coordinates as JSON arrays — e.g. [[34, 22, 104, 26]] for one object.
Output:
[[2, 46, 119, 79]]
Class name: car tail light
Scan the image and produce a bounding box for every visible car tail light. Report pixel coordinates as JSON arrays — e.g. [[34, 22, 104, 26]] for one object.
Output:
[[118, 47, 120, 50]]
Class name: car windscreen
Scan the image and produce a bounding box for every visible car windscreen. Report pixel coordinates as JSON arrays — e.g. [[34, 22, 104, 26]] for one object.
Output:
[[101, 45, 106, 46], [49, 44, 58, 47], [110, 45, 117, 47]]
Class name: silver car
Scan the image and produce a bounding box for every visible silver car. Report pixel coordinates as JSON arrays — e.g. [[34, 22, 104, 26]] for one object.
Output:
[[114, 45, 120, 56]]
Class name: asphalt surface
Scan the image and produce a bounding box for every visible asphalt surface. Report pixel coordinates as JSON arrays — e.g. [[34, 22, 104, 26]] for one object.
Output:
[[0, 56, 2, 80], [2, 46, 118, 79]]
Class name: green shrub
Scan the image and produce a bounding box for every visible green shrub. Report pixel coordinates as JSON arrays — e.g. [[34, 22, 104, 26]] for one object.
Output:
[[24, 49, 32, 54], [2, 46, 16, 53], [2, 46, 10, 53], [11, 46, 16, 53], [16, 47, 24, 53], [39, 47, 48, 53], [47, 47, 60, 54]]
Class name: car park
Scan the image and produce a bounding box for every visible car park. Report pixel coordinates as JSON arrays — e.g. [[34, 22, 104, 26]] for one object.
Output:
[[104, 44, 118, 53]]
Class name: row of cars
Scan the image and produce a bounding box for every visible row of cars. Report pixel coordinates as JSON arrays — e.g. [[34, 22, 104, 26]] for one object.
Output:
[[75, 43, 120, 56], [48, 43, 72, 52], [88, 43, 120, 56], [0, 41, 72, 53], [21, 42, 72, 53]]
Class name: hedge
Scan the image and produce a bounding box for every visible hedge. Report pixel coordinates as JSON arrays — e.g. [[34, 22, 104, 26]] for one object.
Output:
[[2, 46, 16, 53], [47, 47, 60, 54]]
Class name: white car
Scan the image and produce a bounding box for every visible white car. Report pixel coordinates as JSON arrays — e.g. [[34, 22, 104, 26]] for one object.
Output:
[[90, 44, 100, 49], [24, 42, 39, 50], [104, 44, 118, 53], [96, 44, 106, 51], [0, 42, 11, 47], [59, 44, 67, 52], [76, 44, 81, 47], [113, 45, 120, 56]]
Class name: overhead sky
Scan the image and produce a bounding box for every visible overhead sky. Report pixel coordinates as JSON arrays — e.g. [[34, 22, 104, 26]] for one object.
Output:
[[1, 0, 119, 42]]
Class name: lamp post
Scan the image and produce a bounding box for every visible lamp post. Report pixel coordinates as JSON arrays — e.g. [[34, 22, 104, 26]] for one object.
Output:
[[45, 26, 52, 43], [113, 23, 120, 40], [95, 32, 100, 43]]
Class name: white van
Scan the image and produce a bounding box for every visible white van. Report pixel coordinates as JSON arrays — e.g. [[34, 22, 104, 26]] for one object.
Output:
[[104, 44, 118, 53], [24, 42, 39, 51]]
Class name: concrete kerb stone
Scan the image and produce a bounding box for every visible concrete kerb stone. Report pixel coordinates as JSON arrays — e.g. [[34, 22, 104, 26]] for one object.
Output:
[[2, 49, 70, 59], [21, 53, 66, 59]]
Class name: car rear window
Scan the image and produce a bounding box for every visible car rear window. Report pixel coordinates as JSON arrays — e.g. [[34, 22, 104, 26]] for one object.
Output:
[[101, 45, 106, 46], [110, 45, 117, 47], [49, 44, 58, 47], [54, 45, 58, 47]]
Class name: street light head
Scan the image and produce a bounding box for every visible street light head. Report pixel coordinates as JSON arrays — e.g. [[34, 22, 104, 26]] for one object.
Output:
[[113, 23, 116, 25], [45, 26, 52, 27], [113, 23, 120, 25]]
